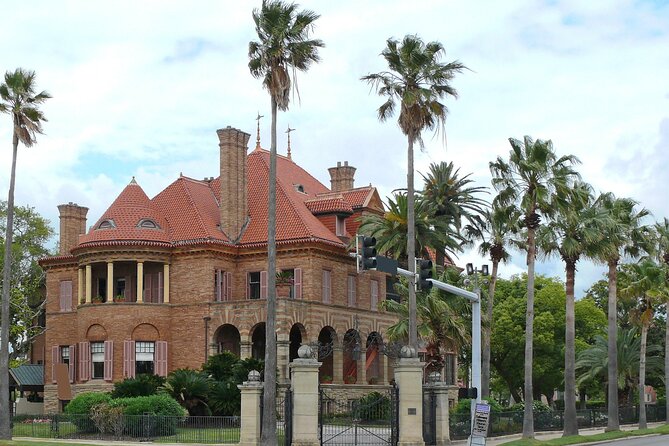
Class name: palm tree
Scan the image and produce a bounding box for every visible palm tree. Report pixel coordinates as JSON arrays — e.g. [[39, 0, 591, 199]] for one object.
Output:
[[468, 204, 518, 398], [362, 35, 466, 353], [357, 192, 462, 265], [536, 181, 608, 436], [654, 218, 669, 424], [248, 2, 322, 443], [619, 260, 667, 429], [420, 161, 488, 266], [596, 193, 652, 431], [0, 68, 50, 440], [490, 136, 580, 438], [160, 369, 213, 416]]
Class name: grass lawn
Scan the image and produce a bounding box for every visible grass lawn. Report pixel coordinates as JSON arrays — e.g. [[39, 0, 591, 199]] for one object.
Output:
[[499, 423, 669, 445]]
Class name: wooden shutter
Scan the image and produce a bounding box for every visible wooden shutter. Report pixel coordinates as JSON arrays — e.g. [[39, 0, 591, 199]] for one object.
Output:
[[348, 276, 356, 307], [260, 271, 268, 299], [155, 341, 168, 377], [371, 280, 379, 311], [51, 346, 59, 384], [158, 272, 164, 303], [123, 340, 136, 379], [225, 272, 232, 301], [143, 273, 152, 302], [68, 344, 76, 383], [215, 270, 222, 301], [104, 341, 114, 381], [294, 268, 302, 299], [322, 270, 331, 303], [79, 342, 90, 382], [60, 281, 72, 312]]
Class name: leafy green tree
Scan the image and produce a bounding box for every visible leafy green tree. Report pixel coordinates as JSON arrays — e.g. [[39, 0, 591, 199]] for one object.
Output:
[[574, 297, 608, 407], [595, 193, 652, 430], [362, 34, 465, 353], [160, 369, 213, 416], [0, 68, 51, 439], [248, 2, 323, 442], [490, 136, 580, 438], [536, 181, 608, 436]]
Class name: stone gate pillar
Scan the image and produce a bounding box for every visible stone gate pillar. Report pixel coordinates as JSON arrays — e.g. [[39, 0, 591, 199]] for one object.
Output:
[[238, 370, 263, 446], [290, 345, 321, 446], [395, 348, 425, 446], [425, 372, 457, 445]]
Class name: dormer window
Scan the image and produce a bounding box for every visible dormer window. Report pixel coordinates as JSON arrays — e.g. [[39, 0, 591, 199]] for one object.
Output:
[[138, 219, 160, 229], [336, 215, 346, 236], [97, 219, 116, 230], [294, 184, 305, 193]]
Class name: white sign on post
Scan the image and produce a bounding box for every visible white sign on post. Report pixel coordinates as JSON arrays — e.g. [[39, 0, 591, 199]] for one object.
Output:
[[468, 403, 491, 446]]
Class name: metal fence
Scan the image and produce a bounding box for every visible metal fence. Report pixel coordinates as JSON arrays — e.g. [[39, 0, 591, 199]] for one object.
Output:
[[449, 405, 667, 440], [11, 413, 240, 444]]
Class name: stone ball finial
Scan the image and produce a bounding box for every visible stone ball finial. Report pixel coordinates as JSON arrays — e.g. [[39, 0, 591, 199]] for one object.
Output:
[[400, 345, 417, 358], [247, 370, 261, 382], [298, 344, 313, 359], [428, 371, 441, 383]]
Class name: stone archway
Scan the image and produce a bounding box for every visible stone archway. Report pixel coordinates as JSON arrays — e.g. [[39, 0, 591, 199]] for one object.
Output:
[[214, 324, 241, 357], [343, 329, 361, 384], [366, 332, 383, 384], [289, 323, 307, 363], [317, 326, 337, 383], [250, 323, 266, 360]]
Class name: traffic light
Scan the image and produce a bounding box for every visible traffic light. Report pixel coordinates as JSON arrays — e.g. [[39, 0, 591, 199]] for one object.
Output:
[[357, 235, 377, 271], [416, 259, 433, 291]]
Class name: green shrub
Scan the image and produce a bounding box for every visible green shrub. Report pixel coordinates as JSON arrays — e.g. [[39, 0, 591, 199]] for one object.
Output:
[[209, 379, 241, 416], [356, 392, 391, 421], [111, 374, 165, 398], [64, 392, 112, 432], [452, 398, 503, 415], [509, 400, 551, 412], [586, 399, 606, 409], [202, 352, 240, 381], [108, 394, 186, 417]]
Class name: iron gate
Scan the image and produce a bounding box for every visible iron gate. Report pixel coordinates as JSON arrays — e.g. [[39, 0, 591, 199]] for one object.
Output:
[[319, 385, 398, 445], [260, 386, 292, 446], [422, 388, 437, 445]]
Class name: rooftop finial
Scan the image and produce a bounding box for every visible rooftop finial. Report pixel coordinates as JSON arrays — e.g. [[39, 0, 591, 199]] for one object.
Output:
[[130, 176, 137, 184], [286, 124, 295, 160], [255, 112, 264, 151]]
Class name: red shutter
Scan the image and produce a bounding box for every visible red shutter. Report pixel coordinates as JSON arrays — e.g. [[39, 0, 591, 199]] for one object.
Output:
[[294, 268, 302, 299], [60, 281, 72, 312], [155, 341, 168, 377], [260, 271, 268, 299], [158, 272, 164, 303], [123, 340, 136, 379], [51, 346, 59, 384], [69, 344, 76, 383], [371, 280, 379, 311], [215, 270, 222, 302], [104, 341, 114, 381], [225, 272, 232, 301], [79, 342, 90, 382]]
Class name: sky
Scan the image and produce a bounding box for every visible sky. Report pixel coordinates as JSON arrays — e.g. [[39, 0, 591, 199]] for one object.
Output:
[[1, 0, 668, 297]]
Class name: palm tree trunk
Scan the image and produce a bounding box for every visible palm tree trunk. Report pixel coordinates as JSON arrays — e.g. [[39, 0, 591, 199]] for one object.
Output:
[[638, 321, 648, 430], [407, 135, 417, 353], [481, 258, 499, 399], [606, 259, 619, 431], [666, 300, 669, 425], [563, 260, 578, 436], [522, 226, 536, 439], [261, 97, 278, 446], [0, 132, 19, 440]]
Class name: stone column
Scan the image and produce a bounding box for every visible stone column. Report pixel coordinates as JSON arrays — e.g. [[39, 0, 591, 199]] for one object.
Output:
[[425, 372, 456, 446], [238, 370, 263, 446], [277, 335, 290, 384], [77, 268, 84, 304], [240, 341, 252, 360], [106, 262, 114, 303], [136, 262, 144, 303], [357, 352, 367, 385], [381, 351, 388, 383], [85, 265, 92, 303], [163, 263, 170, 303], [332, 343, 343, 384], [290, 346, 321, 446], [395, 351, 425, 446]]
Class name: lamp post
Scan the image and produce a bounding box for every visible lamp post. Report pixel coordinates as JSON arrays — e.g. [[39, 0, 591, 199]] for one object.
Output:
[[466, 263, 488, 445]]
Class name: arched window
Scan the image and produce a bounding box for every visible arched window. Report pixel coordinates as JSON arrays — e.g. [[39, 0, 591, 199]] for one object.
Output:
[[97, 219, 116, 230], [294, 184, 305, 193], [138, 219, 160, 229]]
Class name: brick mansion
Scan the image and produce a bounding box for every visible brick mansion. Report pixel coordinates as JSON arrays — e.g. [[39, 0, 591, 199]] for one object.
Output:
[[38, 126, 400, 412]]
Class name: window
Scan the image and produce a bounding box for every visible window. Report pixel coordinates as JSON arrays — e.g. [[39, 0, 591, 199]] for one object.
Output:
[[97, 219, 115, 229], [335, 216, 346, 236], [60, 346, 70, 366], [135, 341, 155, 375], [137, 219, 159, 229], [91, 342, 105, 379], [143, 272, 163, 303], [248, 272, 261, 299], [115, 278, 126, 299], [215, 270, 233, 301], [385, 276, 400, 302], [59, 280, 73, 312], [97, 277, 107, 301], [294, 184, 305, 193], [322, 270, 331, 303], [370, 280, 379, 311], [347, 275, 356, 307]]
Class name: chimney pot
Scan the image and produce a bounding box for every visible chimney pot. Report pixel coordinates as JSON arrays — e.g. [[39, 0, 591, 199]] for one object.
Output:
[[218, 127, 251, 243], [57, 203, 89, 255], [328, 161, 356, 192]]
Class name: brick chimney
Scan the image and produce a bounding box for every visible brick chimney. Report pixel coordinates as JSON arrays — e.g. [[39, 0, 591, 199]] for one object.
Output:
[[57, 202, 88, 255], [217, 126, 250, 243], [328, 161, 356, 192]]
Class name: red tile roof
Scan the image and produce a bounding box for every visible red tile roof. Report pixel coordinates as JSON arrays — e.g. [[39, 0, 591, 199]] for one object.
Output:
[[305, 194, 354, 215], [340, 187, 375, 209]]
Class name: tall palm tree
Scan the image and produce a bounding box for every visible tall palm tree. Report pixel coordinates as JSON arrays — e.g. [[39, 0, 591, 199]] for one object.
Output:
[[421, 161, 488, 267], [619, 259, 666, 429], [248, 2, 322, 443], [490, 136, 580, 439], [357, 192, 462, 264], [362, 35, 466, 353], [654, 218, 669, 424], [536, 181, 608, 436], [468, 204, 518, 398], [0, 68, 50, 440], [596, 193, 651, 431]]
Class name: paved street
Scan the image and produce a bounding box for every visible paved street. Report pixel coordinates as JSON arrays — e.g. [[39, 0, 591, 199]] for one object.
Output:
[[593, 437, 664, 446]]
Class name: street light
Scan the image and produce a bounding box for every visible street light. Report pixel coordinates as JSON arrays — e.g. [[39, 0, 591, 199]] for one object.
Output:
[[466, 264, 488, 445]]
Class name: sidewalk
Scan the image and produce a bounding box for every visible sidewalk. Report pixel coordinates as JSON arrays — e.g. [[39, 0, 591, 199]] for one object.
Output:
[[451, 421, 665, 445]]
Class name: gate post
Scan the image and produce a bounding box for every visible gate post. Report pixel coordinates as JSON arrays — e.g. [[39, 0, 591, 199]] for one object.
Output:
[[395, 348, 426, 446], [290, 345, 322, 446], [425, 374, 456, 445], [238, 370, 263, 446]]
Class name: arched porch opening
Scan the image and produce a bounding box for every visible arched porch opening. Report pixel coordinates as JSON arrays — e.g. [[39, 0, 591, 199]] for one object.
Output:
[[366, 332, 382, 384], [214, 324, 241, 357], [289, 323, 306, 363], [343, 329, 361, 384], [251, 323, 266, 360], [318, 326, 336, 382]]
